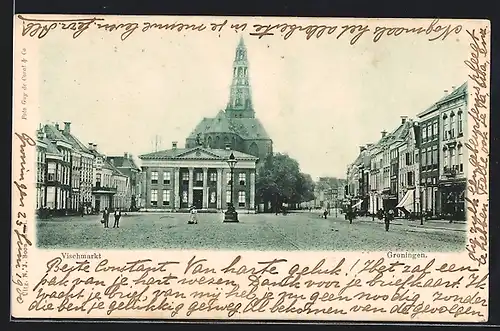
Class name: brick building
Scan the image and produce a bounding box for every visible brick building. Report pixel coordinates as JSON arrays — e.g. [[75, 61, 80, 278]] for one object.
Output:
[[185, 37, 273, 163], [139, 144, 258, 212]]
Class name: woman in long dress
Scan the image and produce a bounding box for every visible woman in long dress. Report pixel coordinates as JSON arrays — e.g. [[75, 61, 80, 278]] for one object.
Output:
[[188, 205, 198, 224]]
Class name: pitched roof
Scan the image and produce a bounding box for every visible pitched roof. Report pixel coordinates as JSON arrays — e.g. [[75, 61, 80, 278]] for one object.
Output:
[[63, 132, 93, 155], [43, 138, 62, 156], [139, 146, 258, 161], [436, 82, 467, 105], [43, 124, 72, 144], [187, 111, 271, 140], [107, 156, 140, 171]]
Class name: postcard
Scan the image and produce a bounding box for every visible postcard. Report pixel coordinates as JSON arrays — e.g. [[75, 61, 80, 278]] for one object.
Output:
[[11, 15, 490, 322]]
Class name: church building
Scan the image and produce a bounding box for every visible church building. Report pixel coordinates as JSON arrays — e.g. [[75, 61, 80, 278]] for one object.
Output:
[[185, 37, 273, 162], [139, 37, 269, 212]]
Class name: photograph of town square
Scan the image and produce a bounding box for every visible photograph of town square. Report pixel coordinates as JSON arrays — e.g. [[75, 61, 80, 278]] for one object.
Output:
[[35, 35, 468, 251]]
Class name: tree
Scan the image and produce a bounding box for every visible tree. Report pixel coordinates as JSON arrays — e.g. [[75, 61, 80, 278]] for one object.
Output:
[[256, 153, 316, 211]]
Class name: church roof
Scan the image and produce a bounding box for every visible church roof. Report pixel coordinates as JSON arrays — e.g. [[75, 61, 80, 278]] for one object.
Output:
[[139, 146, 258, 161], [187, 111, 271, 140]]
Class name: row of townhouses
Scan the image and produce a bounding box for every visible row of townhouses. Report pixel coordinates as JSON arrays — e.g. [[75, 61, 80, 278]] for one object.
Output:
[[35, 122, 142, 215], [345, 82, 467, 221]]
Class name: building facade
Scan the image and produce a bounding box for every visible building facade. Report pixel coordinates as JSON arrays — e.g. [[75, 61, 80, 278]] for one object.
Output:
[[88, 144, 117, 212], [139, 144, 258, 212], [396, 121, 420, 215], [438, 83, 467, 220], [43, 124, 73, 214], [108, 153, 142, 210], [60, 121, 95, 214], [185, 37, 273, 163], [36, 129, 47, 210], [417, 104, 440, 216]]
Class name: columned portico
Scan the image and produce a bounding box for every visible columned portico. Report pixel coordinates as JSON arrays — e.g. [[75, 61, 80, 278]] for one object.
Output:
[[216, 168, 223, 209], [174, 167, 180, 209], [139, 146, 258, 212], [188, 167, 194, 206], [250, 171, 256, 210], [202, 167, 208, 209]]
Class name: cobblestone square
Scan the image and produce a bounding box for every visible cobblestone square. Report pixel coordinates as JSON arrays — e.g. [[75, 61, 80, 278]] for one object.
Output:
[[37, 211, 466, 251]]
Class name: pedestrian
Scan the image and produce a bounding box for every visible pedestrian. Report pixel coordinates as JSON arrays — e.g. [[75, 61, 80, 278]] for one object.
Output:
[[323, 208, 328, 219], [102, 207, 110, 228], [80, 206, 84, 217], [188, 205, 198, 224], [384, 209, 394, 232], [113, 208, 122, 228]]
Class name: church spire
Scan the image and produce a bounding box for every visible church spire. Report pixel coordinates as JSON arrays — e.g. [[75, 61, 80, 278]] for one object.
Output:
[[226, 37, 255, 118]]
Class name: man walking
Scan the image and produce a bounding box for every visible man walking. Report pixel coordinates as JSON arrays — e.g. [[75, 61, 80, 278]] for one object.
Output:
[[384, 209, 394, 232], [102, 207, 110, 228], [113, 208, 122, 228]]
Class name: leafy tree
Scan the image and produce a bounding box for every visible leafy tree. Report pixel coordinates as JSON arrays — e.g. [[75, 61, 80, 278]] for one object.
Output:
[[256, 153, 316, 210]]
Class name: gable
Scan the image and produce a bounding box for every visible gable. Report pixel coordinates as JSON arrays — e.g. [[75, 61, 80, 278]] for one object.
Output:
[[174, 147, 222, 160]]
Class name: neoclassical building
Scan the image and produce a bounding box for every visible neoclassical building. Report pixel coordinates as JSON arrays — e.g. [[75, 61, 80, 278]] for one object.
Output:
[[139, 144, 258, 212], [185, 37, 273, 163]]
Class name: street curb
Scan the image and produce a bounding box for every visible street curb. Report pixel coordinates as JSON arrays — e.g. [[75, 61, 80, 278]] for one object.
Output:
[[354, 218, 466, 232]]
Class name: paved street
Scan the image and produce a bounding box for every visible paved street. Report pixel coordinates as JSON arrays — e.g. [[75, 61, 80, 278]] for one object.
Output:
[[36, 211, 466, 251]]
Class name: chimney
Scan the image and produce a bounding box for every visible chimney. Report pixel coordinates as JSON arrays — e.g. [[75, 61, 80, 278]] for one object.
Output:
[[93, 144, 97, 151], [444, 89, 449, 95], [359, 146, 366, 153], [381, 130, 387, 138], [124, 152, 128, 158], [400, 116, 408, 124], [54, 123, 60, 131], [225, 143, 231, 150], [128, 153, 133, 160], [37, 128, 44, 140], [88, 143, 94, 150], [63, 122, 71, 134], [172, 141, 178, 149], [452, 86, 456, 90]]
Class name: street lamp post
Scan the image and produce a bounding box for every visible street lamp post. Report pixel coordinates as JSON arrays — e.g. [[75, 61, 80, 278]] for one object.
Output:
[[224, 152, 239, 223]]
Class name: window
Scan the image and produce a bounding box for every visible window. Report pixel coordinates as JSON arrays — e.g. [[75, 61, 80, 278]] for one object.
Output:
[[151, 171, 158, 184], [427, 147, 432, 166], [95, 173, 101, 186], [210, 172, 217, 182], [407, 172, 414, 187], [163, 172, 171, 185], [432, 146, 438, 165], [238, 191, 246, 207], [239, 173, 246, 185], [458, 146, 464, 172], [226, 173, 232, 185], [422, 126, 427, 141], [195, 172, 203, 182], [426, 126, 431, 141], [443, 116, 448, 140], [443, 149, 448, 169], [422, 150, 427, 166], [182, 172, 189, 181], [450, 114, 456, 138], [163, 189, 170, 205], [433, 121, 438, 139], [450, 148, 456, 168], [151, 189, 158, 206], [458, 112, 463, 134], [226, 190, 232, 203], [405, 152, 410, 166], [182, 191, 188, 202]]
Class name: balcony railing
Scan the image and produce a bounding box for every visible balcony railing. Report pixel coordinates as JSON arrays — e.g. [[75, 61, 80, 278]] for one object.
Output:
[[443, 166, 457, 177], [92, 186, 117, 194]]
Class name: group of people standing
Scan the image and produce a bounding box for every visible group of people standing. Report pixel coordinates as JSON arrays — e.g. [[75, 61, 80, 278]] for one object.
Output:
[[101, 208, 122, 228]]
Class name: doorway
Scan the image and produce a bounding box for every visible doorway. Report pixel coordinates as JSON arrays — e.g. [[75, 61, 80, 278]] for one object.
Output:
[[95, 198, 101, 213], [193, 190, 203, 209]]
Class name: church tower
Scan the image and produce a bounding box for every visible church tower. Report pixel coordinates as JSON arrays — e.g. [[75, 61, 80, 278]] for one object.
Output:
[[226, 37, 255, 119]]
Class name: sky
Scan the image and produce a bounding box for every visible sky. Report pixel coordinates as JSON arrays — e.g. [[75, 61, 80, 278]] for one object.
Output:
[[36, 17, 469, 179]]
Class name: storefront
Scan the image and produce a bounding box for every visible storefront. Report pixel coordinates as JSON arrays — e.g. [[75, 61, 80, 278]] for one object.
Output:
[[439, 179, 466, 221]]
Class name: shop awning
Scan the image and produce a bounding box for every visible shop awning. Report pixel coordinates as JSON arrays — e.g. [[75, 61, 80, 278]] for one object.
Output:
[[396, 189, 414, 209], [353, 200, 363, 208]]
